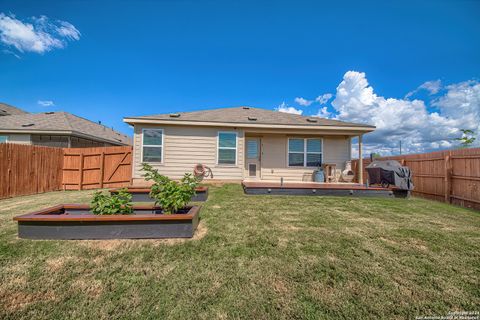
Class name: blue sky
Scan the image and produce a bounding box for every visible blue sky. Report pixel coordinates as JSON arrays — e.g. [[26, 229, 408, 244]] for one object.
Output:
[[0, 0, 479, 155]]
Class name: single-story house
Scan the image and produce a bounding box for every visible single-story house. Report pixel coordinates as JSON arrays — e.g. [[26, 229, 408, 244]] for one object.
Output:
[[0, 103, 131, 147], [124, 106, 375, 184]]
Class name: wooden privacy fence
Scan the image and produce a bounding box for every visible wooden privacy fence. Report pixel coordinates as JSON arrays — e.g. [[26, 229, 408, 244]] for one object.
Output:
[[0, 143, 64, 199], [62, 146, 132, 190], [352, 148, 480, 210], [0, 144, 133, 199]]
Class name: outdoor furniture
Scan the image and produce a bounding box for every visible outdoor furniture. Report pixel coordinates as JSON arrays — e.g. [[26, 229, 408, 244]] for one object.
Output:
[[340, 160, 355, 182], [323, 163, 337, 183]]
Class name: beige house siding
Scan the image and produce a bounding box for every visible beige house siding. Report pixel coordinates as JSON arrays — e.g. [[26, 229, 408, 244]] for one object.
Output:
[[132, 124, 244, 183], [258, 135, 351, 181], [132, 124, 352, 183], [324, 136, 352, 168]]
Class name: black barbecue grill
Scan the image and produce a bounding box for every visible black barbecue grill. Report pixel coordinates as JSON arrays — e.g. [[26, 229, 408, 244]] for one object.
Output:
[[366, 160, 414, 190]]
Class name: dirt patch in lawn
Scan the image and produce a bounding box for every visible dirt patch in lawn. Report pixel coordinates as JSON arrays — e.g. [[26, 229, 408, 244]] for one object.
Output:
[[77, 220, 208, 250], [0, 200, 36, 212], [0, 289, 57, 312], [45, 256, 76, 271], [71, 279, 104, 298]]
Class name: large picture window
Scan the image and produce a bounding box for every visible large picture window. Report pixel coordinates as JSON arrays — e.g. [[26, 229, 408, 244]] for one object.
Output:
[[142, 129, 163, 163], [218, 132, 237, 165], [288, 138, 322, 167]]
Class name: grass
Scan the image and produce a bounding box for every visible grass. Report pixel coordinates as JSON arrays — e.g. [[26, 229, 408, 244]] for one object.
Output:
[[0, 184, 479, 319]]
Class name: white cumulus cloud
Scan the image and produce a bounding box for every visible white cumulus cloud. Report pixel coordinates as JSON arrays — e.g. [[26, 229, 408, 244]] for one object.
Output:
[[315, 93, 333, 104], [276, 102, 303, 115], [294, 97, 313, 106], [0, 13, 80, 54], [314, 106, 331, 118], [331, 71, 479, 156], [405, 79, 442, 98], [37, 100, 55, 107]]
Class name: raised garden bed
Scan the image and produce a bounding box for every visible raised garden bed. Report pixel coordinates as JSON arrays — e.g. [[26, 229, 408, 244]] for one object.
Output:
[[14, 204, 201, 240], [242, 182, 410, 198], [110, 186, 209, 202]]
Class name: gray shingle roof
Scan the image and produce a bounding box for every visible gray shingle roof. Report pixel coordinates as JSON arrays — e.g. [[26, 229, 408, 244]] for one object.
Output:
[[0, 103, 28, 116], [0, 112, 131, 145], [125, 106, 375, 129]]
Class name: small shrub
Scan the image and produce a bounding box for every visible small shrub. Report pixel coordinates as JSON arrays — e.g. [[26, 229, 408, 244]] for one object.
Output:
[[141, 163, 199, 214], [90, 188, 133, 215]]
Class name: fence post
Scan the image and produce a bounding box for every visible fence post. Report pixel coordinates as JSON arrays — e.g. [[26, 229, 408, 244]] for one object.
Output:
[[99, 151, 105, 189], [358, 135, 363, 184], [79, 153, 84, 191], [444, 154, 451, 203], [61, 148, 66, 191]]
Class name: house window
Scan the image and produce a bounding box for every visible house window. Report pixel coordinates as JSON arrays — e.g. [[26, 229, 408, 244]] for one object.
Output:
[[218, 132, 237, 165], [142, 129, 163, 163], [0, 135, 7, 143], [288, 138, 305, 167], [288, 138, 322, 167]]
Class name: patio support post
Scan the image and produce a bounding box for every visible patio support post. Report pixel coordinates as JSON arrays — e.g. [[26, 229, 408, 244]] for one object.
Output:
[[358, 135, 363, 184]]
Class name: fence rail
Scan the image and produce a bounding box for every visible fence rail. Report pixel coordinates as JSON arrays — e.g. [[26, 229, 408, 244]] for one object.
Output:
[[0, 144, 64, 199], [352, 148, 480, 210]]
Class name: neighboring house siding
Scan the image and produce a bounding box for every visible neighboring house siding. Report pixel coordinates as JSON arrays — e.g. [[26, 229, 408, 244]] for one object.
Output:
[[31, 135, 110, 148], [31, 135, 69, 147], [259, 135, 351, 181], [0, 133, 120, 147], [3, 134, 31, 144], [132, 124, 244, 182]]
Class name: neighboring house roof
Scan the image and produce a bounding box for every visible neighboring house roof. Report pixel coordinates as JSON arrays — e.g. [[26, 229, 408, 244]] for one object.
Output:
[[124, 106, 375, 132], [0, 111, 131, 145], [0, 103, 28, 116]]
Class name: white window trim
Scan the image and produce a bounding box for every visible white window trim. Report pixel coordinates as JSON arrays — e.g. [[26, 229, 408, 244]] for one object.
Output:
[[287, 138, 323, 168], [217, 131, 238, 166], [141, 128, 164, 164]]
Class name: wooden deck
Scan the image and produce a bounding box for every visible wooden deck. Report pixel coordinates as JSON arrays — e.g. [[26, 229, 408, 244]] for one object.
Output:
[[242, 181, 408, 198], [242, 181, 389, 190]]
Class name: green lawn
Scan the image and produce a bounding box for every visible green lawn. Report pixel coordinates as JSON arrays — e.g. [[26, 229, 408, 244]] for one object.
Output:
[[0, 185, 479, 319]]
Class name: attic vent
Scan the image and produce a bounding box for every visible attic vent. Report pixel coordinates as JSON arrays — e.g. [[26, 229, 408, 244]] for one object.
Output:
[[169, 113, 180, 118], [248, 116, 257, 121], [242, 106, 250, 110], [306, 118, 318, 123], [45, 112, 55, 114], [22, 123, 35, 127]]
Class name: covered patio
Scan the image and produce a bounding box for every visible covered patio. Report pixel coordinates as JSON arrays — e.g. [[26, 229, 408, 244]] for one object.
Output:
[[242, 129, 366, 184]]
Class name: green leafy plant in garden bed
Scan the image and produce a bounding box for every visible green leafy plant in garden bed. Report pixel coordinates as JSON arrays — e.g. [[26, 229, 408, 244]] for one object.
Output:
[[141, 163, 199, 214], [90, 188, 133, 215]]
